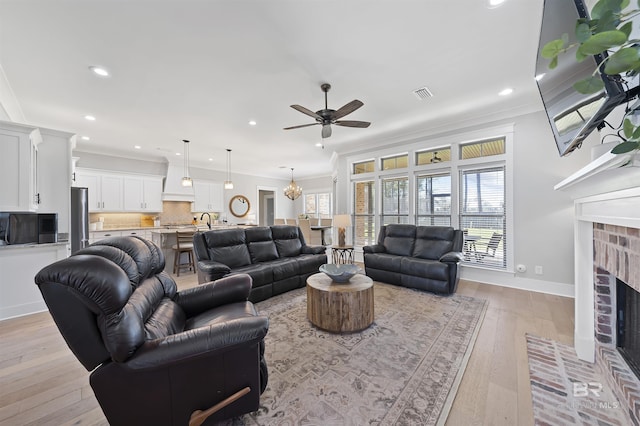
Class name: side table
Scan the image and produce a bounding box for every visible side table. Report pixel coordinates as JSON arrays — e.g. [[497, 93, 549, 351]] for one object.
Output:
[[306, 272, 374, 333], [332, 245, 354, 264]]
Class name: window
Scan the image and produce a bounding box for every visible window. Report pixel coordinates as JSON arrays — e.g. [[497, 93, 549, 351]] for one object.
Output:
[[416, 148, 451, 165], [459, 166, 506, 269], [304, 192, 332, 218], [353, 160, 375, 174], [304, 194, 316, 215], [460, 138, 505, 160], [353, 180, 375, 246], [381, 177, 409, 225], [416, 173, 451, 226], [381, 154, 408, 170], [348, 128, 511, 272]]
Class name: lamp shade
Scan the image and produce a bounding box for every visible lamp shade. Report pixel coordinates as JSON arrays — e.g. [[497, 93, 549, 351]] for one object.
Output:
[[333, 214, 352, 228], [333, 214, 351, 247]]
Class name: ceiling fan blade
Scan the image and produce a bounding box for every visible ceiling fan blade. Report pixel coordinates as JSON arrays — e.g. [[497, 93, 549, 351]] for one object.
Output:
[[283, 123, 320, 130], [321, 124, 332, 138], [290, 105, 322, 120], [332, 100, 364, 120], [334, 120, 371, 128]]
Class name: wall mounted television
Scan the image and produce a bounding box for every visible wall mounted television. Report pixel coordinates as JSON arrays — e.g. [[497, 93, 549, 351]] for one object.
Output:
[[536, 0, 628, 157]]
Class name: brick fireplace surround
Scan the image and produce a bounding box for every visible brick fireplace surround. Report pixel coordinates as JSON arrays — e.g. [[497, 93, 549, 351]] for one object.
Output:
[[569, 182, 640, 425], [593, 223, 640, 424]]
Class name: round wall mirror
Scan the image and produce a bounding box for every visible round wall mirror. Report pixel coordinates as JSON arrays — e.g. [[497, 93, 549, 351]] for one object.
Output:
[[229, 195, 250, 217]]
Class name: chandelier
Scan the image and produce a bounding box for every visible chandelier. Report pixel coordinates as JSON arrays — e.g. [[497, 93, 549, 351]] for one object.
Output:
[[181, 139, 192, 187], [284, 168, 302, 200]]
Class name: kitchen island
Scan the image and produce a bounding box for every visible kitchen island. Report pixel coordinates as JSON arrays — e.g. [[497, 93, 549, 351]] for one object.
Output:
[[151, 225, 240, 273]]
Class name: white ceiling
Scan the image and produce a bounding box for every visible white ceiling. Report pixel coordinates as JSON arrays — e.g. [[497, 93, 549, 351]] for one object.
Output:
[[0, 0, 546, 179]]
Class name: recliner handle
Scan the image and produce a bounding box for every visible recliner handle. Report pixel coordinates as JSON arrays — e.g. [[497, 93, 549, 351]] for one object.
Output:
[[189, 386, 251, 426]]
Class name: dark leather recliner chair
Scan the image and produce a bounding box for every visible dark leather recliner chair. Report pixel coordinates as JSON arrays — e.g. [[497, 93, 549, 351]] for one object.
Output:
[[35, 236, 268, 426]]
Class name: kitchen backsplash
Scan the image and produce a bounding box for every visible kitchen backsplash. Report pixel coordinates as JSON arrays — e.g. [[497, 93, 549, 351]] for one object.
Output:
[[90, 202, 209, 229]]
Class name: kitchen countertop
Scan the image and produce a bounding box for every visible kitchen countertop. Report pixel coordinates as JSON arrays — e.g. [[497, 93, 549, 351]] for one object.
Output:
[[91, 225, 197, 232], [0, 241, 69, 250], [91, 224, 253, 234]]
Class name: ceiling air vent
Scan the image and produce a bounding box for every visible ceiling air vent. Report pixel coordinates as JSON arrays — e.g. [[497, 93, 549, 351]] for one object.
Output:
[[413, 86, 434, 100]]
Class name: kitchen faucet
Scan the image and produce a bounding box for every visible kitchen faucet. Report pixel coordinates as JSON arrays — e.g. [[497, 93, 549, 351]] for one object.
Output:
[[200, 212, 212, 230]]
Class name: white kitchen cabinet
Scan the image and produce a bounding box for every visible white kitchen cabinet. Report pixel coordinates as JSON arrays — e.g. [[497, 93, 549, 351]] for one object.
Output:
[[75, 169, 123, 212], [101, 175, 123, 211], [0, 121, 40, 211], [37, 127, 74, 238], [123, 175, 163, 212], [0, 243, 68, 320], [89, 230, 121, 245], [121, 229, 152, 240], [192, 180, 223, 212], [90, 229, 152, 245]]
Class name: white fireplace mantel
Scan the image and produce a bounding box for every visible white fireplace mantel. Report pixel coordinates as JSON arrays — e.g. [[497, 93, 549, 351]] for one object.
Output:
[[556, 151, 640, 362]]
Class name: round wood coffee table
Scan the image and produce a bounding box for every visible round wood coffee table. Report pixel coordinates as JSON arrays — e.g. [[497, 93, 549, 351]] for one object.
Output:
[[306, 272, 374, 333]]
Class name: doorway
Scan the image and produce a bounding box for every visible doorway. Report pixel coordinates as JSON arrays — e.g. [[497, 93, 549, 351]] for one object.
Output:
[[257, 187, 276, 226]]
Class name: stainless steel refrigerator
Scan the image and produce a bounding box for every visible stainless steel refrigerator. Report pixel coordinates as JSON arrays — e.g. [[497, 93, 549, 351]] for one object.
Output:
[[70, 187, 89, 254]]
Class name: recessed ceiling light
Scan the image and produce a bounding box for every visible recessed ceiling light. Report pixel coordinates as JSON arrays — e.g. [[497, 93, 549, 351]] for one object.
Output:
[[81, 136, 90, 141], [315, 142, 323, 147], [176, 152, 181, 156], [535, 73, 546, 81], [249, 120, 257, 126], [487, 0, 506, 8], [89, 66, 109, 77], [134, 145, 141, 150], [498, 88, 513, 96], [84, 115, 96, 121], [208, 158, 213, 161]]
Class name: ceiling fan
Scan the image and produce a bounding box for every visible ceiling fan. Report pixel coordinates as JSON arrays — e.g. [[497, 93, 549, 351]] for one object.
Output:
[[284, 83, 371, 138]]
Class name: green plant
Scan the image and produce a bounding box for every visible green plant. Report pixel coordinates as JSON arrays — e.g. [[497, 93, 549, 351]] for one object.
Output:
[[541, 0, 640, 154]]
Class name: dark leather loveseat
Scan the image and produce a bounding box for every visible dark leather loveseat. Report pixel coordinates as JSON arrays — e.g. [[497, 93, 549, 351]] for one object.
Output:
[[363, 224, 463, 294], [193, 225, 327, 302], [35, 236, 269, 426]]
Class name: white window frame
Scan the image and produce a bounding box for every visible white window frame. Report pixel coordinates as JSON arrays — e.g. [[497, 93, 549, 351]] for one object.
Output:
[[303, 190, 333, 218]]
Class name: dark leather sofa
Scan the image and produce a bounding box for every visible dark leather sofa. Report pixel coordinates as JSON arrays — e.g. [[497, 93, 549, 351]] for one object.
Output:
[[363, 224, 464, 294], [35, 236, 269, 426], [193, 225, 327, 303]]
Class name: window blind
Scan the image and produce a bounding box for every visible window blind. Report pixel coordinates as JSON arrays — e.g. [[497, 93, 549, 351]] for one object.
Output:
[[459, 166, 506, 269]]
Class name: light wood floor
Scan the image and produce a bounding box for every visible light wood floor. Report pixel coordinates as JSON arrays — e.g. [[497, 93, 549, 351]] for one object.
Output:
[[0, 274, 574, 426]]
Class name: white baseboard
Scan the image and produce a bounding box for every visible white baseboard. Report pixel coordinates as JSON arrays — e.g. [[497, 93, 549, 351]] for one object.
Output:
[[461, 268, 574, 298], [0, 301, 48, 321]]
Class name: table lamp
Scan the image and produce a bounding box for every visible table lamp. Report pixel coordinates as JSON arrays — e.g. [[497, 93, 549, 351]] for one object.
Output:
[[333, 214, 352, 247]]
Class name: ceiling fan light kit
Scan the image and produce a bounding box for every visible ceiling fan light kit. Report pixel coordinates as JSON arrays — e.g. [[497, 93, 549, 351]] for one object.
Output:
[[284, 83, 371, 138]]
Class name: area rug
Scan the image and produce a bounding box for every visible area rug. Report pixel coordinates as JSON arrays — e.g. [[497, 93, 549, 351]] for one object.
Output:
[[228, 282, 487, 425], [526, 334, 629, 425]]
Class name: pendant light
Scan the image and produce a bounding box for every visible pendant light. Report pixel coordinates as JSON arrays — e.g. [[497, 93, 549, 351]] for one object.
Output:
[[224, 148, 234, 189], [181, 139, 192, 187], [284, 168, 302, 200]]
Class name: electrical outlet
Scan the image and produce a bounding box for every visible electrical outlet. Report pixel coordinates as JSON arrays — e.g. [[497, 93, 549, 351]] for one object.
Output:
[[535, 265, 543, 275]]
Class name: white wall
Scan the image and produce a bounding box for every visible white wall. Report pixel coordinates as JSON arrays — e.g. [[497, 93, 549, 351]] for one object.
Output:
[[510, 111, 592, 287]]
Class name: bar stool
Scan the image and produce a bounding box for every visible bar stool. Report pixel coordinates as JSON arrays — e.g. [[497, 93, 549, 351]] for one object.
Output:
[[172, 231, 195, 276]]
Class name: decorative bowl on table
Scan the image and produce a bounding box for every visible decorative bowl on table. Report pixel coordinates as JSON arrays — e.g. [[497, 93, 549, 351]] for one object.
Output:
[[319, 263, 359, 283]]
